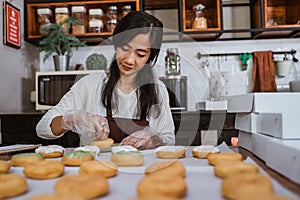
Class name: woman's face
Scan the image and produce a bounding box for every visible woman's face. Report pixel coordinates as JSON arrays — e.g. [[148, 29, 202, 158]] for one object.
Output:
[[116, 33, 151, 77]]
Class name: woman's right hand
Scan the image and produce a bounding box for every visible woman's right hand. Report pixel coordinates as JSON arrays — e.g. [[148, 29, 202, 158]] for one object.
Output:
[[61, 111, 110, 140]]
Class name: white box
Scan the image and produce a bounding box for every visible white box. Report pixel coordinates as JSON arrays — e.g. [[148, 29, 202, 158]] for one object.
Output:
[[196, 100, 227, 111], [251, 132, 273, 161], [238, 131, 252, 151], [235, 113, 257, 133], [266, 139, 300, 185], [257, 113, 300, 139], [227, 93, 300, 113]]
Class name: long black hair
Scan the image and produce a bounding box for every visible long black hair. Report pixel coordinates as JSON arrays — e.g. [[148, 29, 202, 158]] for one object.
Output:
[[101, 11, 164, 119]]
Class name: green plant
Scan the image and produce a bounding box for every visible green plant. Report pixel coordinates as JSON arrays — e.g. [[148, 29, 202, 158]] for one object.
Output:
[[85, 53, 107, 70], [39, 17, 87, 62]]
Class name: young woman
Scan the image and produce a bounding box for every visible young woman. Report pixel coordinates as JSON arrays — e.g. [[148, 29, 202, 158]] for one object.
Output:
[[36, 11, 175, 149]]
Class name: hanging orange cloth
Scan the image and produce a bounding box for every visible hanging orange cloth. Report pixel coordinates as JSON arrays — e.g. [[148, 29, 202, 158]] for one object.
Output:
[[252, 51, 277, 92]]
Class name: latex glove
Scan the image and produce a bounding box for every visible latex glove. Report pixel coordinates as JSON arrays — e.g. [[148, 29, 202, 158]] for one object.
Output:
[[61, 111, 109, 140], [121, 128, 164, 150]]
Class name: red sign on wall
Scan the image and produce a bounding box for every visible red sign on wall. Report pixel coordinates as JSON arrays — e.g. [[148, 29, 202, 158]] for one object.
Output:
[[3, 1, 21, 49]]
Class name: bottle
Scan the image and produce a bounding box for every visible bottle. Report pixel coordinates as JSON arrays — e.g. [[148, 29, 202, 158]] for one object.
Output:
[[37, 8, 53, 35], [165, 48, 181, 76], [121, 5, 132, 19], [107, 6, 118, 21], [71, 6, 87, 34], [192, 4, 207, 30]]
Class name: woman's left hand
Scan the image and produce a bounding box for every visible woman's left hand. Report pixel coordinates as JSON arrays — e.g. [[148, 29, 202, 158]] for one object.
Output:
[[121, 128, 163, 150]]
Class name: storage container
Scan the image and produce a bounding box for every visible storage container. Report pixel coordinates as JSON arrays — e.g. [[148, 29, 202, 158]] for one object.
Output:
[[107, 19, 117, 32], [37, 8, 53, 35], [88, 9, 103, 33], [107, 5, 118, 21], [121, 5, 132, 19], [71, 6, 87, 34], [55, 7, 69, 32]]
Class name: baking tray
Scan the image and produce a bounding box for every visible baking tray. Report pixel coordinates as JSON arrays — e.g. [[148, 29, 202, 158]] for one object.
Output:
[[0, 144, 41, 160]]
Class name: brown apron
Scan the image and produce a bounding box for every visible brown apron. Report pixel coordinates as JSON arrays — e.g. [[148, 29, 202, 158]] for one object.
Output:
[[106, 108, 149, 143]]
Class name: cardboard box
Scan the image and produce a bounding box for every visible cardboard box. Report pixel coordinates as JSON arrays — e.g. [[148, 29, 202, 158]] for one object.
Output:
[[266, 139, 300, 185], [227, 93, 300, 113], [238, 130, 252, 151], [235, 113, 257, 133], [257, 113, 300, 139]]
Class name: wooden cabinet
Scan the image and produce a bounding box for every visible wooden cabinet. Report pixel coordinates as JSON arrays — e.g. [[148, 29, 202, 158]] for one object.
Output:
[[24, 0, 140, 44], [252, 0, 300, 38]]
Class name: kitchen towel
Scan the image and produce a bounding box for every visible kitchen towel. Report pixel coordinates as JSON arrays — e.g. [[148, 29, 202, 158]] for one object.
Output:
[[252, 51, 277, 92]]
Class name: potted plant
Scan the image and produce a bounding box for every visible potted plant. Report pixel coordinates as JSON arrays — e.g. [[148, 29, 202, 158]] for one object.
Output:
[[39, 17, 87, 71]]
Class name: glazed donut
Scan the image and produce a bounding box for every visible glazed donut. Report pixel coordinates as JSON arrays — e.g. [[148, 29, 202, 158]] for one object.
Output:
[[145, 160, 186, 177], [137, 174, 187, 198], [55, 174, 109, 199], [74, 145, 100, 157], [214, 161, 259, 178], [91, 138, 114, 149], [155, 146, 186, 159], [23, 160, 64, 179], [207, 152, 243, 166], [35, 145, 65, 158], [61, 150, 95, 166], [0, 173, 28, 199], [192, 145, 220, 159], [111, 146, 144, 166], [221, 173, 273, 200], [28, 193, 85, 200], [11, 152, 44, 167], [0, 160, 11, 173], [79, 160, 117, 178]]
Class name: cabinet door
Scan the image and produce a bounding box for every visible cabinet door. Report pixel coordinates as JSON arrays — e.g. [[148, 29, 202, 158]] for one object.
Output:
[[25, 0, 140, 45], [252, 0, 300, 38], [181, 0, 221, 40]]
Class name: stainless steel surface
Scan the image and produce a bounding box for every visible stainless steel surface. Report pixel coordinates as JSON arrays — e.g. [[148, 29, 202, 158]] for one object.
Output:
[[53, 55, 70, 71]]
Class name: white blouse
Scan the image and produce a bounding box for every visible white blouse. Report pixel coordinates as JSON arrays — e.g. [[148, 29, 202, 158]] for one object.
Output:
[[36, 72, 175, 145]]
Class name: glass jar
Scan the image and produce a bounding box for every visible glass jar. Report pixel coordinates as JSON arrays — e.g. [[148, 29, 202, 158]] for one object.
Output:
[[192, 4, 207, 30], [107, 19, 117, 32], [55, 7, 69, 32], [165, 48, 181, 76], [71, 6, 87, 34], [89, 20, 103, 33], [37, 8, 53, 35], [107, 6, 118, 21], [121, 5, 132, 19], [89, 9, 103, 21]]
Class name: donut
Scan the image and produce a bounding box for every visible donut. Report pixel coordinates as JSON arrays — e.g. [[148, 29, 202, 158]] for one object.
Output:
[[192, 145, 220, 159], [23, 160, 64, 179], [145, 160, 185, 177], [74, 145, 100, 156], [91, 138, 114, 149], [11, 152, 44, 167], [221, 173, 273, 200], [79, 160, 117, 178], [35, 145, 65, 158], [55, 174, 109, 199], [27, 193, 85, 200], [111, 146, 144, 166], [61, 150, 95, 166], [155, 146, 186, 159], [207, 152, 243, 165], [214, 161, 259, 178], [0, 160, 11, 173], [137, 174, 187, 198], [0, 173, 28, 199]]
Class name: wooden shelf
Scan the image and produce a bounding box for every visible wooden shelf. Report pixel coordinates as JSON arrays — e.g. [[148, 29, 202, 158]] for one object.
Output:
[[25, 0, 140, 44]]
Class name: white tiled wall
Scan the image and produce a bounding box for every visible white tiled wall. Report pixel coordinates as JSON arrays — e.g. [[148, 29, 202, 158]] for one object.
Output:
[[40, 38, 300, 111]]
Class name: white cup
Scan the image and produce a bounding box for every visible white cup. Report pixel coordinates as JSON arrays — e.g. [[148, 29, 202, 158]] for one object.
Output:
[[276, 60, 292, 77]]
